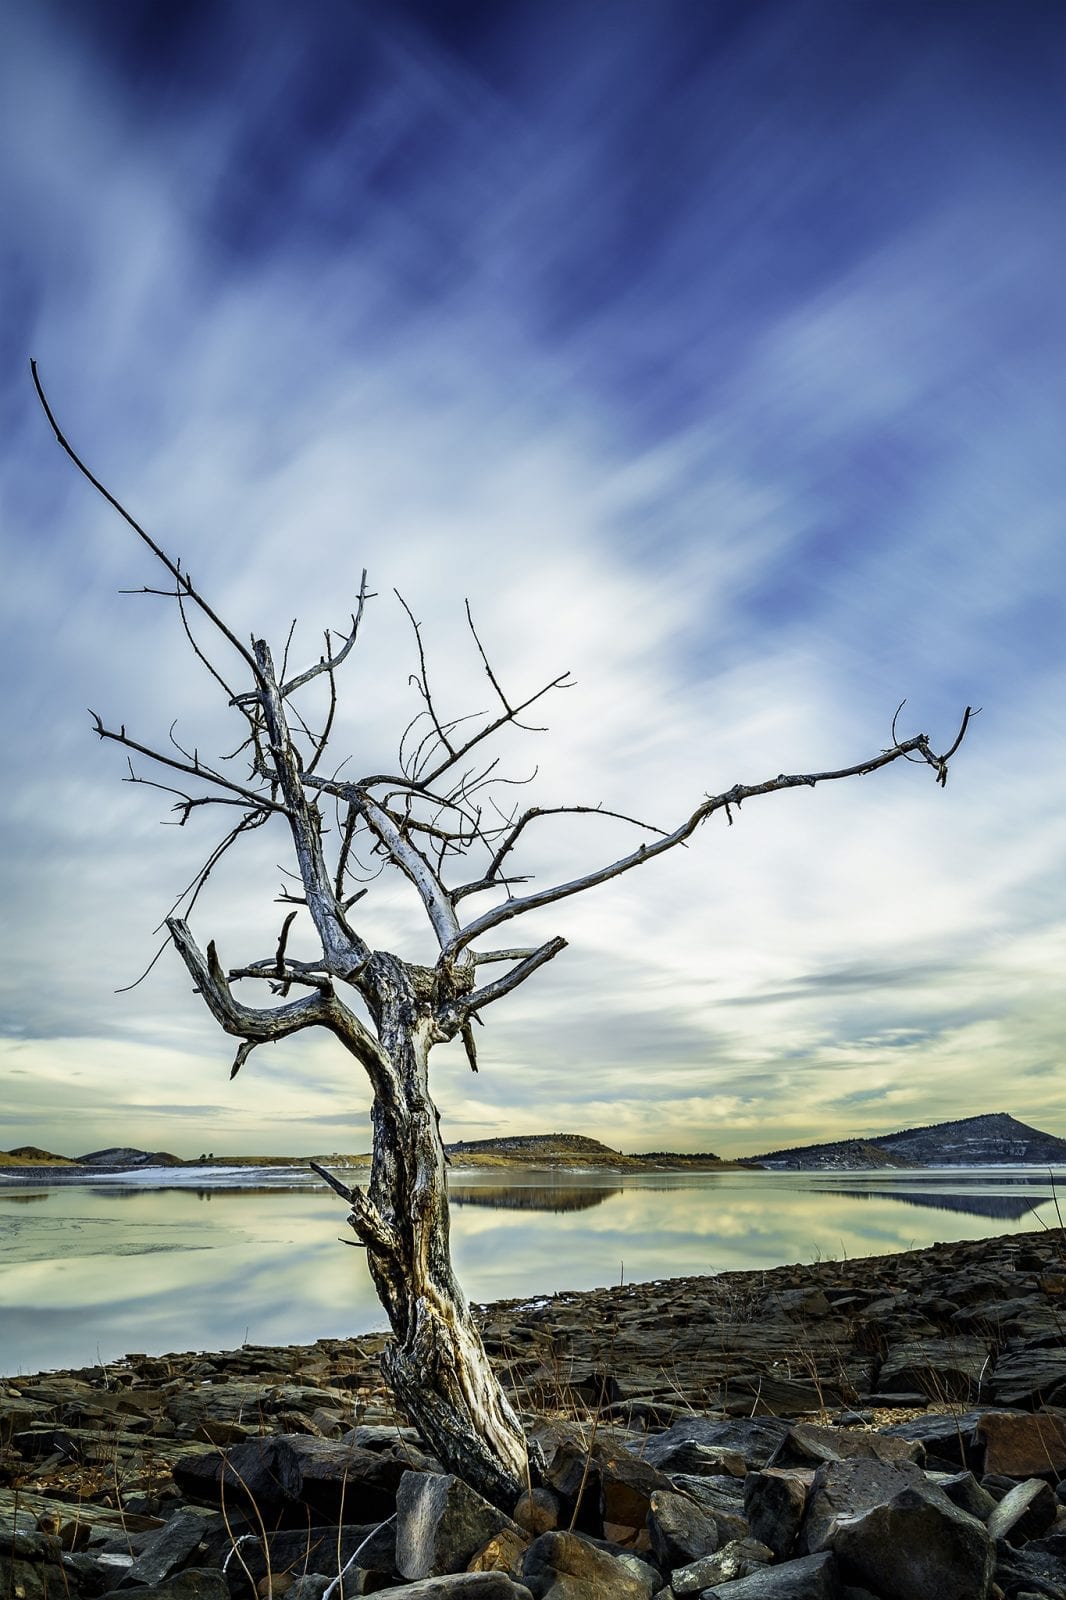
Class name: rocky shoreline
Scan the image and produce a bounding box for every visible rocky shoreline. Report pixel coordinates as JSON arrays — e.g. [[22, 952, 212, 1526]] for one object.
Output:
[[3, 1227, 1066, 1598]]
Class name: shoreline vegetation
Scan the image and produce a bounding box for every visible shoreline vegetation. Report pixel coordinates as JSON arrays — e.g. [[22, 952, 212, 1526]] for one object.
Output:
[[3, 1225, 1066, 1596]]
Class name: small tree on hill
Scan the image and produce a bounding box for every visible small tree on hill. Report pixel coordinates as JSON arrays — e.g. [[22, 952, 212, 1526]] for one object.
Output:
[[34, 364, 973, 1506]]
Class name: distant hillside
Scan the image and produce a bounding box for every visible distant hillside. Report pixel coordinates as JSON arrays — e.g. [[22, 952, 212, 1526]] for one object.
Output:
[[446, 1133, 642, 1168], [0, 1145, 78, 1167], [77, 1147, 185, 1167], [751, 1113, 1066, 1171]]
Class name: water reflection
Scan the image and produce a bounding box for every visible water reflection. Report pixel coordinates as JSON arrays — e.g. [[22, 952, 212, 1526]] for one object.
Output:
[[809, 1186, 1046, 1220], [1, 1168, 1063, 1378], [450, 1185, 618, 1213]]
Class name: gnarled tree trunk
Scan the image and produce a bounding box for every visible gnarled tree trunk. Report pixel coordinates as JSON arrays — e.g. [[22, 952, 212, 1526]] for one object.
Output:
[[346, 953, 531, 1507]]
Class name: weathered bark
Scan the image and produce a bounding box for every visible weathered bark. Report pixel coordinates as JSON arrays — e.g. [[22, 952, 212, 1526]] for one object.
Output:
[[350, 953, 531, 1507]]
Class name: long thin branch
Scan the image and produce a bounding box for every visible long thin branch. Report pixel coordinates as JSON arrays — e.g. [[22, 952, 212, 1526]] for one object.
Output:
[[92, 711, 287, 813], [31, 361, 263, 683], [454, 803, 667, 902], [278, 572, 372, 698], [253, 640, 372, 976], [442, 717, 973, 960], [419, 670, 574, 789]]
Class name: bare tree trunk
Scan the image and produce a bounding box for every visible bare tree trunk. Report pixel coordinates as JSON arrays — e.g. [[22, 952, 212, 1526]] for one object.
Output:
[[357, 954, 531, 1508]]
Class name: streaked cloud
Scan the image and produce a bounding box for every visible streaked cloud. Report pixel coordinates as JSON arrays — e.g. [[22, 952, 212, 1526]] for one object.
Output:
[[1, 0, 1063, 1157]]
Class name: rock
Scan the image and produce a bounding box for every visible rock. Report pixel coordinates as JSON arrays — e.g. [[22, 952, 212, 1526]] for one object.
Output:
[[199, 1520, 394, 1594], [985, 1477, 1059, 1544], [818, 1483, 995, 1600], [396, 1471, 522, 1582], [700, 1550, 839, 1598], [286, 1579, 331, 1600], [877, 1409, 989, 1471], [467, 1529, 529, 1575], [934, 1469, 998, 1522], [646, 1488, 720, 1569], [670, 1537, 773, 1592], [99, 1570, 231, 1600], [800, 1456, 929, 1553], [992, 1535, 1066, 1599], [382, 1576, 535, 1599], [126, 1508, 215, 1587], [976, 1408, 1066, 1478], [668, 1476, 749, 1544], [877, 1338, 990, 1402], [513, 1488, 561, 1535], [989, 1348, 1066, 1408], [522, 1530, 652, 1599], [642, 1417, 789, 1473], [597, 1444, 674, 1541], [642, 1440, 747, 1477], [744, 1469, 811, 1559], [762, 1287, 833, 1319], [172, 1435, 405, 1522], [777, 1422, 923, 1469]]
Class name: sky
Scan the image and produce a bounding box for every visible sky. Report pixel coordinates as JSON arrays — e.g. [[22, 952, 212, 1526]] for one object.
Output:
[[1, 0, 1064, 1160]]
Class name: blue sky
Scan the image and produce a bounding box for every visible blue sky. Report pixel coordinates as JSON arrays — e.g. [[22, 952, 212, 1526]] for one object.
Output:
[[1, 0, 1064, 1157]]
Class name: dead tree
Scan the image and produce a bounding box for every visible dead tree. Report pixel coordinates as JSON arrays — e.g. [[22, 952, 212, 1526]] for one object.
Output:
[[33, 363, 974, 1507]]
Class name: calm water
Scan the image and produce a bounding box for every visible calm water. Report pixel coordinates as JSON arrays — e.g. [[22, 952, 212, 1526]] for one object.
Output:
[[1, 1167, 1063, 1377]]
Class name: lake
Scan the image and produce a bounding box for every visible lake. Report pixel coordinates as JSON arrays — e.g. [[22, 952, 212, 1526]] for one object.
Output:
[[1, 1166, 1063, 1377]]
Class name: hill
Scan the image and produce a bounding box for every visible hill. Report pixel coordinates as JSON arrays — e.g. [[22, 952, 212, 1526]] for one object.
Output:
[[750, 1112, 1066, 1171], [446, 1133, 642, 1168], [77, 1147, 185, 1167], [0, 1145, 78, 1167]]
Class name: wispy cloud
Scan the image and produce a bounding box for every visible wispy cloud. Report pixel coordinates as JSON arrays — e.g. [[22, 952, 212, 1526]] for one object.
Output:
[[1, 1, 1063, 1156]]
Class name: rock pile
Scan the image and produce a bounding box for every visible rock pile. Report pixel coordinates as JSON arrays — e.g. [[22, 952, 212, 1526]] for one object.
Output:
[[2, 1227, 1065, 1598]]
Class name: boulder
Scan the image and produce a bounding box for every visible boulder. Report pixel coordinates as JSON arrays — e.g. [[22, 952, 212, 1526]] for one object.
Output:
[[172, 1435, 404, 1523], [668, 1476, 749, 1545], [126, 1508, 215, 1587], [992, 1533, 1066, 1599], [700, 1550, 839, 1598], [934, 1469, 998, 1522], [467, 1528, 529, 1575], [801, 1458, 928, 1554], [597, 1444, 674, 1542], [975, 1408, 1066, 1478], [877, 1338, 990, 1402], [817, 1482, 995, 1600], [513, 1488, 562, 1536], [877, 1409, 988, 1471], [99, 1570, 231, 1600], [744, 1469, 811, 1559], [642, 1417, 789, 1473], [396, 1471, 522, 1582], [521, 1530, 652, 1600], [670, 1537, 773, 1592], [778, 1422, 923, 1469], [989, 1348, 1066, 1409], [985, 1477, 1059, 1544], [361, 1577, 534, 1599], [646, 1488, 720, 1569]]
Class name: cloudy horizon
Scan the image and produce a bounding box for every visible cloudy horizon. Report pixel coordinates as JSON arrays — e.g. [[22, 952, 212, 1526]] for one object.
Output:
[[2, 0, 1064, 1159]]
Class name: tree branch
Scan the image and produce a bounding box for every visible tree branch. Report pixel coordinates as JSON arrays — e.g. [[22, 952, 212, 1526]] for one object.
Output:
[[442, 716, 973, 959], [276, 571, 373, 699], [253, 640, 372, 977], [31, 361, 264, 683], [91, 711, 287, 813], [167, 917, 385, 1072], [458, 937, 569, 1018], [359, 794, 460, 950]]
